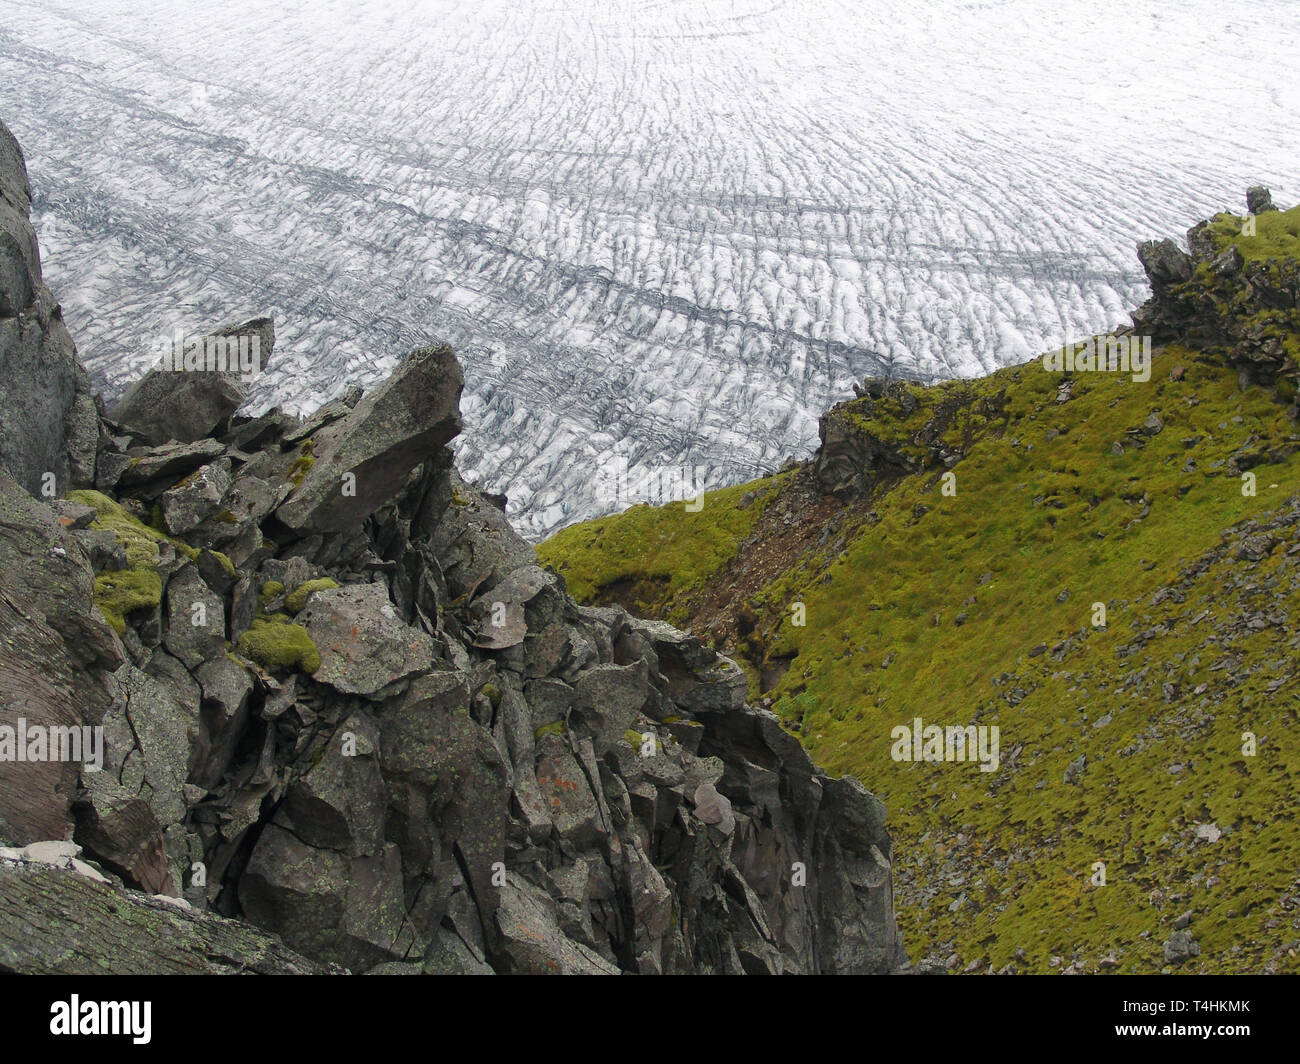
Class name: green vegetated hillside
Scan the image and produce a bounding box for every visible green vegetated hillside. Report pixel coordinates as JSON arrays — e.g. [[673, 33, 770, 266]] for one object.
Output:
[[539, 202, 1300, 974]]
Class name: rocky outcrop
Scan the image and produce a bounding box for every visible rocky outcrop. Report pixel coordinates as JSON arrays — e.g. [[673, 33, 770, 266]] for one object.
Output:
[[0, 119, 98, 497], [274, 343, 462, 535], [0, 244, 899, 975], [1246, 186, 1277, 216], [1132, 187, 1300, 391], [5, 353, 901, 972], [814, 377, 1003, 499]]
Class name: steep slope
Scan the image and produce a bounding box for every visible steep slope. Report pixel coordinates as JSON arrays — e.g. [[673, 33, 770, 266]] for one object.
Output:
[[539, 194, 1300, 974]]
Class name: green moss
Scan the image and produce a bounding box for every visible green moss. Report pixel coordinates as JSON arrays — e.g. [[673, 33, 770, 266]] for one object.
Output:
[[480, 682, 502, 708], [258, 580, 285, 610], [236, 617, 321, 674], [65, 490, 199, 632], [536, 475, 785, 624], [66, 489, 200, 564], [92, 569, 163, 634], [67, 490, 165, 569], [1203, 203, 1300, 264], [285, 577, 340, 614], [172, 539, 200, 561], [622, 728, 649, 749], [214, 509, 239, 524], [534, 720, 566, 741], [209, 550, 236, 576], [287, 439, 315, 487]]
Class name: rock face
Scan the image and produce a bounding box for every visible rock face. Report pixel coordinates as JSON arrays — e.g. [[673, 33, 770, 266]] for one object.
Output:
[[0, 465, 123, 846], [0, 119, 98, 497]]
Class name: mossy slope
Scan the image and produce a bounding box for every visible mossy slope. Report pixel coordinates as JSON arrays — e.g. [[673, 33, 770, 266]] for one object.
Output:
[[539, 330, 1300, 973]]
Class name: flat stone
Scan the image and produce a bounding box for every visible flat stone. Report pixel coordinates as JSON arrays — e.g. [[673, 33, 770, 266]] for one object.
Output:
[[118, 439, 225, 488], [21, 840, 81, 864], [109, 318, 275, 446]]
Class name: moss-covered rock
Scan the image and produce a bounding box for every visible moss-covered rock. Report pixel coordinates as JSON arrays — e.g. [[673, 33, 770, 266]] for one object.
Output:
[[257, 580, 285, 610], [236, 617, 321, 674], [284, 577, 340, 615], [67, 489, 199, 565], [66, 489, 201, 633], [286, 439, 315, 487], [92, 568, 163, 634], [1202, 202, 1300, 265], [209, 550, 236, 576], [1135, 201, 1300, 394]]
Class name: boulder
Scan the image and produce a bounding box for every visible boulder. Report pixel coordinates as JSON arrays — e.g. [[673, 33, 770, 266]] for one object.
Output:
[[281, 713, 385, 855], [466, 564, 558, 649], [101, 664, 198, 859], [162, 564, 227, 670], [110, 317, 274, 446], [1246, 185, 1277, 214], [296, 582, 436, 697], [1137, 238, 1194, 287], [425, 469, 537, 599], [117, 438, 226, 490], [494, 878, 619, 975], [72, 775, 173, 895], [160, 458, 232, 534], [191, 656, 254, 790], [275, 344, 462, 535]]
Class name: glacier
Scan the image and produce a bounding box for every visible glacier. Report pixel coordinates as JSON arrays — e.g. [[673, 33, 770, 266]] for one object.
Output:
[[0, 0, 1296, 538]]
